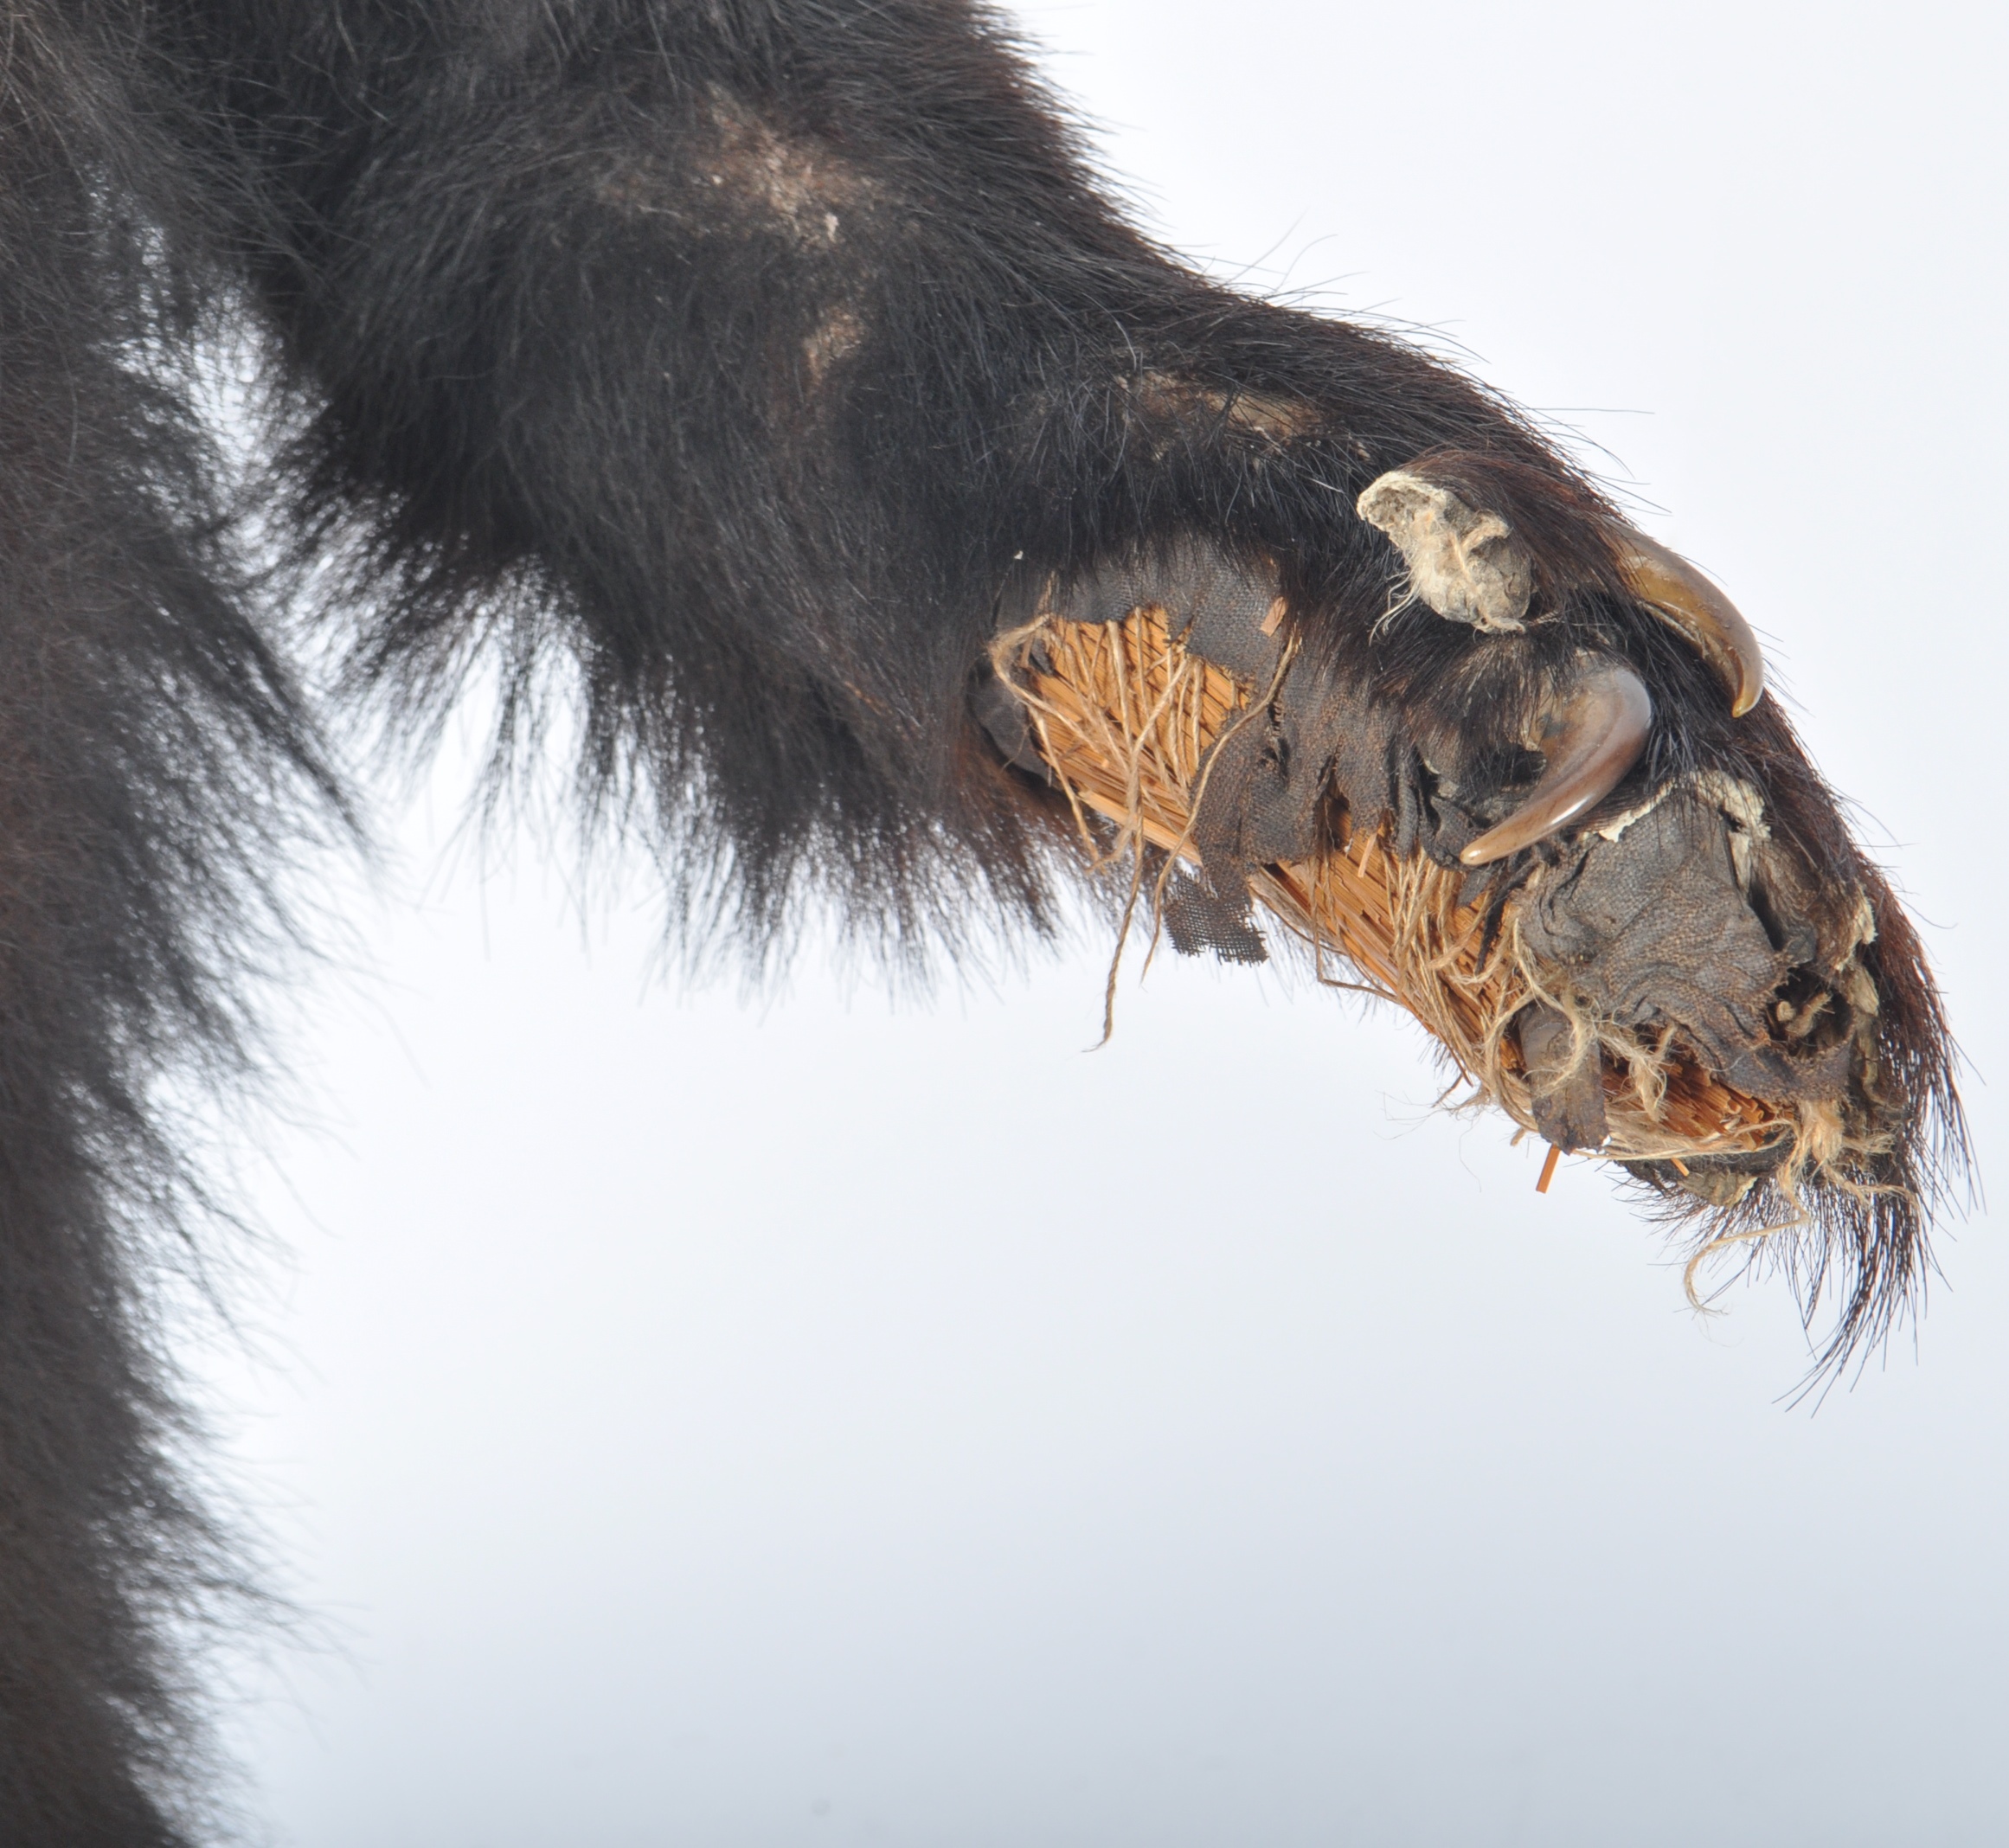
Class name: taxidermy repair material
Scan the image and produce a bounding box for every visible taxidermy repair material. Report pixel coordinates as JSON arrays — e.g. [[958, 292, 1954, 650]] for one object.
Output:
[[0, 0, 1964, 1838]]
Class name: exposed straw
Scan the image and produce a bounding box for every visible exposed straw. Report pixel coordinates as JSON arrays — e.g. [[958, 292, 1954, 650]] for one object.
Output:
[[994, 605, 1814, 1176]]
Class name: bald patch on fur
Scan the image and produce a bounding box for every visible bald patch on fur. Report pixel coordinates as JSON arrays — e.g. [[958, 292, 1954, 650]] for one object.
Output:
[[597, 92, 873, 245], [802, 304, 864, 390], [1120, 370, 1314, 446]]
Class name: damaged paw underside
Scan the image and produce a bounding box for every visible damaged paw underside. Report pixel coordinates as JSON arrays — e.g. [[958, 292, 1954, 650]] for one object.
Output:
[[979, 537, 1963, 1370]]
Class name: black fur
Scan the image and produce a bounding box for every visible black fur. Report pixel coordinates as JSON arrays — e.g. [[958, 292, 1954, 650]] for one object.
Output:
[[0, 2, 1962, 1837]]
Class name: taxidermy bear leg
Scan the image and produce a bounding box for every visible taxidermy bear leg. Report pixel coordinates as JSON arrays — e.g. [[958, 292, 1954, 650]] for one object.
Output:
[[0, 0, 1961, 1837], [154, 0, 1959, 1354]]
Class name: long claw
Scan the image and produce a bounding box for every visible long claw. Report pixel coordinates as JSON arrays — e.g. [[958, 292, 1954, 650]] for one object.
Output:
[[1460, 664, 1653, 866], [1611, 527, 1765, 717]]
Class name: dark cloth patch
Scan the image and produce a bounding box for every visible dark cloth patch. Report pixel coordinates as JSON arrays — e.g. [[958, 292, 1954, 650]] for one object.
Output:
[[1516, 793, 1851, 1103], [1045, 543, 1541, 898], [1515, 1002, 1609, 1152], [1191, 703, 1326, 889], [1043, 541, 1459, 883], [1160, 864, 1268, 963], [1059, 537, 1281, 681]]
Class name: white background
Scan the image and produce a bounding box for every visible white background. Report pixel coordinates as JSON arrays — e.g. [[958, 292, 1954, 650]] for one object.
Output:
[[204, 3, 2009, 1843]]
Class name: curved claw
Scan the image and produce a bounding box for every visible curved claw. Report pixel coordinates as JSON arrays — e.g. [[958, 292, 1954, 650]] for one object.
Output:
[[1460, 664, 1654, 866], [1611, 527, 1765, 717]]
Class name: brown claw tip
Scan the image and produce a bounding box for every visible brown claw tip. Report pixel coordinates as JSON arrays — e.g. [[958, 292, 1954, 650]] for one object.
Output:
[[1610, 527, 1765, 717], [1460, 663, 1654, 866]]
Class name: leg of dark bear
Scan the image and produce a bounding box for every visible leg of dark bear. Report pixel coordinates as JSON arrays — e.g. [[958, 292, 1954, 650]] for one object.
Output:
[[0, 21, 334, 1838], [140, 0, 1959, 1366]]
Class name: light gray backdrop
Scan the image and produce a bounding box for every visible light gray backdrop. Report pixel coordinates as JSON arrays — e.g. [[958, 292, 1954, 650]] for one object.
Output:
[[203, 3, 2009, 1843]]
